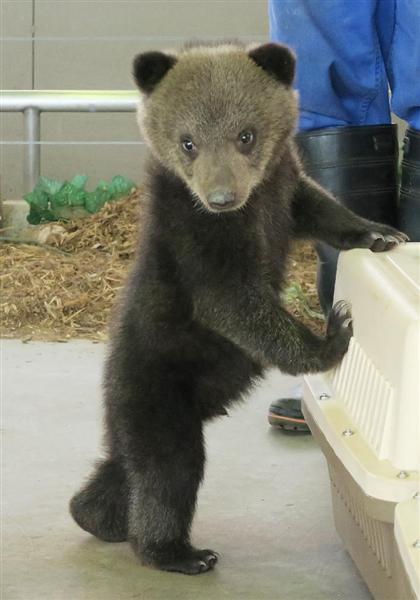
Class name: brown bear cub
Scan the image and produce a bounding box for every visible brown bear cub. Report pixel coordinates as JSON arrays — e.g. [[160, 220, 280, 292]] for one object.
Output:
[[70, 41, 407, 575]]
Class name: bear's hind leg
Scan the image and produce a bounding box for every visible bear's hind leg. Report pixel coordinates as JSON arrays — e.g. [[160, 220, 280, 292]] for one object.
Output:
[[70, 458, 128, 542], [125, 409, 217, 574]]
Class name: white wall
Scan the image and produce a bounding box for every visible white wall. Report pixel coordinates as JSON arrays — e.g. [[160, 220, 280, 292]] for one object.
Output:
[[1, 0, 269, 198]]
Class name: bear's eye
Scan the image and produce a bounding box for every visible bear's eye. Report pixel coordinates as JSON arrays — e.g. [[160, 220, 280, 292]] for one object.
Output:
[[236, 130, 256, 154], [181, 138, 197, 154], [238, 130, 254, 145]]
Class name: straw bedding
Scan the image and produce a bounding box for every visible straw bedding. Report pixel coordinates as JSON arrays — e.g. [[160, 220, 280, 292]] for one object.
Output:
[[0, 191, 323, 342]]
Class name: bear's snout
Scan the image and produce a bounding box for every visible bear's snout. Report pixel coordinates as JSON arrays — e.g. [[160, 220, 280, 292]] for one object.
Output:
[[207, 189, 236, 211]]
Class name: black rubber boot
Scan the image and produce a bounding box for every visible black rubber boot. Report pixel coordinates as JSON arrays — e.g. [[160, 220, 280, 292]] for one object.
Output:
[[399, 127, 420, 242], [296, 124, 399, 313], [268, 125, 399, 433]]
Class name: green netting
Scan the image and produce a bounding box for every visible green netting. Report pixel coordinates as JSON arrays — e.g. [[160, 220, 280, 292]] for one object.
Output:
[[25, 175, 136, 224]]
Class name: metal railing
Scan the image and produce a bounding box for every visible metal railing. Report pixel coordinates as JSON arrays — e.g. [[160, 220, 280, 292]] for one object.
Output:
[[0, 90, 139, 194]]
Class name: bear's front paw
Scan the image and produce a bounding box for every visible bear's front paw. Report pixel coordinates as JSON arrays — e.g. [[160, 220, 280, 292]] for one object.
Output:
[[359, 224, 409, 252], [324, 300, 353, 368]]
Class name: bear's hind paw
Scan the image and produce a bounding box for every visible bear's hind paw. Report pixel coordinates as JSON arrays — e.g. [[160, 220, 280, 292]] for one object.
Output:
[[153, 548, 219, 575]]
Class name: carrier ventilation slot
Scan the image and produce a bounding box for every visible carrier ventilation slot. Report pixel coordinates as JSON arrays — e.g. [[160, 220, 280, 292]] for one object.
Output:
[[329, 337, 394, 460], [329, 468, 392, 576]]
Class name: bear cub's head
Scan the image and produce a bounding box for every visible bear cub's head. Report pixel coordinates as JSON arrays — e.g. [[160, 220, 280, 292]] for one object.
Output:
[[133, 41, 297, 213]]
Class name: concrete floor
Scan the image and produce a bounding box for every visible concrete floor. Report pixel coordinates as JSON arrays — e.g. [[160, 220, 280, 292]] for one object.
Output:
[[2, 339, 371, 600]]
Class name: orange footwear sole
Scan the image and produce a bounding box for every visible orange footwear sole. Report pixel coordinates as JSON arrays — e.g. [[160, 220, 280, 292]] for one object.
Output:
[[268, 411, 310, 433]]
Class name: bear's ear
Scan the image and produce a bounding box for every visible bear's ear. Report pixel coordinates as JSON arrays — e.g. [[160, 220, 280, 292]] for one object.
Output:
[[248, 43, 295, 86], [133, 51, 177, 94]]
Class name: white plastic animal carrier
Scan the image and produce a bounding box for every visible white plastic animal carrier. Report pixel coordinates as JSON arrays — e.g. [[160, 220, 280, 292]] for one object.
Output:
[[303, 243, 420, 600]]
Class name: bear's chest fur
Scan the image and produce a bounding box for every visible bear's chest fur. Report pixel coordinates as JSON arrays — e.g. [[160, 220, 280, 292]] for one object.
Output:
[[145, 155, 297, 301]]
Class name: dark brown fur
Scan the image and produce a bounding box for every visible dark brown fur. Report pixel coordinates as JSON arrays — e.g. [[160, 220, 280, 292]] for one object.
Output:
[[70, 42, 408, 575]]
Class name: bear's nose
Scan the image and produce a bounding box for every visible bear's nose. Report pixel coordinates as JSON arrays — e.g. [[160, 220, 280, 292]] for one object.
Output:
[[207, 190, 235, 209]]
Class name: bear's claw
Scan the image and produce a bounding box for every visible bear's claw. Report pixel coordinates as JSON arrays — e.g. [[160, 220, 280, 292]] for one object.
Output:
[[153, 548, 219, 575], [327, 300, 353, 339], [365, 227, 409, 252]]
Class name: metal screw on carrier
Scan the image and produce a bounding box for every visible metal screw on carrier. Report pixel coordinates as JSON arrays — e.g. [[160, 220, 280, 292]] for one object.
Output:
[[412, 540, 420, 549], [319, 393, 330, 400], [397, 471, 409, 479], [342, 428, 355, 437]]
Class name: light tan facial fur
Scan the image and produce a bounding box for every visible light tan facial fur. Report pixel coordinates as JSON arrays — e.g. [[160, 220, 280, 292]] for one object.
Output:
[[136, 42, 298, 213]]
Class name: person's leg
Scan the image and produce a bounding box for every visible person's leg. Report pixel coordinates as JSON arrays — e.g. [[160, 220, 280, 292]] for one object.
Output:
[[297, 124, 399, 312], [269, 0, 398, 311], [268, 0, 399, 431], [382, 0, 420, 241], [399, 128, 420, 241]]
